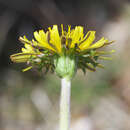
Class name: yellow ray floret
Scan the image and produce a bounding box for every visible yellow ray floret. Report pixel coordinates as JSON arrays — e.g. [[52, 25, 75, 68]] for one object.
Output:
[[48, 25, 61, 53], [34, 30, 55, 52], [10, 53, 37, 63], [88, 37, 108, 49], [70, 26, 84, 48], [79, 31, 96, 50]]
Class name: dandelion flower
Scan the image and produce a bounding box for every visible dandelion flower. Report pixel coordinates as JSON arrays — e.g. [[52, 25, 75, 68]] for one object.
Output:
[[10, 25, 114, 79]]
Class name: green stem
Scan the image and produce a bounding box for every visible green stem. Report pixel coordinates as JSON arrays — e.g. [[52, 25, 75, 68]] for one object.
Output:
[[60, 78, 71, 130]]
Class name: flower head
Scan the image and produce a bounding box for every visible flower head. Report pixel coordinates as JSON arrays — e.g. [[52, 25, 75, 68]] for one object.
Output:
[[10, 25, 114, 79]]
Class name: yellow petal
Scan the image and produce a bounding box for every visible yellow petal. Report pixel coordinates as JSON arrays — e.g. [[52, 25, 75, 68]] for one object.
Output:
[[99, 56, 112, 60], [61, 24, 64, 35], [105, 40, 115, 46], [67, 25, 71, 36], [70, 26, 84, 48], [79, 31, 96, 50], [49, 25, 61, 53], [10, 53, 31, 63], [88, 37, 108, 49], [19, 36, 32, 45], [95, 50, 115, 55], [25, 44, 33, 51], [34, 30, 55, 52], [34, 31, 42, 43], [39, 30, 46, 40], [22, 66, 32, 72], [97, 64, 104, 68], [22, 48, 28, 53], [11, 59, 29, 63]]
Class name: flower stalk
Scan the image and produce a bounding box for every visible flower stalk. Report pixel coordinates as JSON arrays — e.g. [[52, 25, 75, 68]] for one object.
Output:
[[60, 78, 71, 130]]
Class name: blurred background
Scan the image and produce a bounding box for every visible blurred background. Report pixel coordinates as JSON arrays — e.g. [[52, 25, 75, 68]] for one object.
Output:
[[0, 0, 130, 130]]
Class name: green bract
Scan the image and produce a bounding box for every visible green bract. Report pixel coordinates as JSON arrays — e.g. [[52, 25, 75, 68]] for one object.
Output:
[[54, 55, 76, 80]]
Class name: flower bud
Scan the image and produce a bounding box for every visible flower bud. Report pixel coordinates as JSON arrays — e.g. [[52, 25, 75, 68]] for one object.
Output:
[[54, 56, 77, 80]]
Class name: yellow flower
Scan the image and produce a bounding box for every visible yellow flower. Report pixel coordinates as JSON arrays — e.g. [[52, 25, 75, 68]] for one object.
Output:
[[10, 25, 114, 78]]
